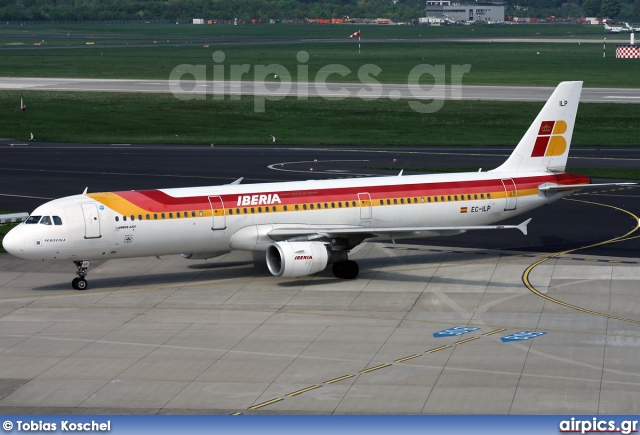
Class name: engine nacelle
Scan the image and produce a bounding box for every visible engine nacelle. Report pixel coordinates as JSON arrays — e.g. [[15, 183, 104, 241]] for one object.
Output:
[[181, 251, 229, 260], [266, 241, 329, 278]]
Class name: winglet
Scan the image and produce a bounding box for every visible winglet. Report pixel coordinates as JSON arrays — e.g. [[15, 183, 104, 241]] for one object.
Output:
[[517, 218, 532, 236]]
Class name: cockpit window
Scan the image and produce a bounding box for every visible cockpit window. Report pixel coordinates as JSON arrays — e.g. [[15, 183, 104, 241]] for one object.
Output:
[[40, 216, 52, 225], [53, 216, 63, 225], [25, 216, 41, 224]]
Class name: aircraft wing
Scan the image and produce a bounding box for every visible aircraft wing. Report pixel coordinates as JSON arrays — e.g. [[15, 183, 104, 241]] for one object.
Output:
[[267, 218, 532, 242]]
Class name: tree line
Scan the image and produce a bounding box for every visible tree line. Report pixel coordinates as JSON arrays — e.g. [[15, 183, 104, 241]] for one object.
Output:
[[1, 0, 639, 23]]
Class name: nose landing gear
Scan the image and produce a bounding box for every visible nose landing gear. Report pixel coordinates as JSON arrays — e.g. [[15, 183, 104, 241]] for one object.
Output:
[[72, 260, 90, 290]]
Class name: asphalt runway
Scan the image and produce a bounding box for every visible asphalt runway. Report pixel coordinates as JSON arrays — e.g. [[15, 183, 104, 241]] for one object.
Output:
[[1, 143, 640, 414], [2, 78, 640, 103]]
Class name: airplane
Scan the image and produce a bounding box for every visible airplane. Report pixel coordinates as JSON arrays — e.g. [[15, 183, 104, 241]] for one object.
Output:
[[604, 23, 630, 32], [2, 81, 635, 290], [625, 23, 640, 32]]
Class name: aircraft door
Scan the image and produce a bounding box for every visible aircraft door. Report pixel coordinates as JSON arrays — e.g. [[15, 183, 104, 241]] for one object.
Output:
[[358, 192, 372, 220], [208, 196, 226, 230], [501, 178, 518, 211], [81, 203, 101, 239]]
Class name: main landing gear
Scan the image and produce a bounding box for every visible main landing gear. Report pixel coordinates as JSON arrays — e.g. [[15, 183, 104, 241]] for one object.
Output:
[[332, 260, 359, 279], [72, 260, 90, 290]]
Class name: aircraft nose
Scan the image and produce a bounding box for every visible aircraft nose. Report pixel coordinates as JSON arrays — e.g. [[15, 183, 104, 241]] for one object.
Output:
[[2, 227, 24, 257]]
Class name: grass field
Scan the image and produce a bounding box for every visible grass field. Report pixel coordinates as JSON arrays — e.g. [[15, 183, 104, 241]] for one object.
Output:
[[1, 41, 637, 87], [3, 91, 639, 146]]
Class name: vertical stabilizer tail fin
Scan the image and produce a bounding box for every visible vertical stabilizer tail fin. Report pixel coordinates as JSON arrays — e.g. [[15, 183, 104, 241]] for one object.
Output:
[[492, 81, 582, 174]]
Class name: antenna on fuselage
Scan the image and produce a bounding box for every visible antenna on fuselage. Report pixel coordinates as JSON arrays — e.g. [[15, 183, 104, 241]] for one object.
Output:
[[82, 187, 88, 194]]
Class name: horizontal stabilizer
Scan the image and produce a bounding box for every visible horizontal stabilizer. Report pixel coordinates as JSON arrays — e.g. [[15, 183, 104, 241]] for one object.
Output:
[[539, 182, 636, 192]]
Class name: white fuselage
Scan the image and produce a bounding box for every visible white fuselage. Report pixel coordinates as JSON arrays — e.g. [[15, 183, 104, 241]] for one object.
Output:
[[3, 170, 587, 262]]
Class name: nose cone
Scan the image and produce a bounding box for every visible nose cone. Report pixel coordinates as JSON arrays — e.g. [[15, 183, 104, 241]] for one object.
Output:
[[2, 226, 24, 257]]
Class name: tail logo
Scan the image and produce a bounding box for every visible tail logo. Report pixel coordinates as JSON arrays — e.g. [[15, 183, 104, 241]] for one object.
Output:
[[531, 120, 567, 157]]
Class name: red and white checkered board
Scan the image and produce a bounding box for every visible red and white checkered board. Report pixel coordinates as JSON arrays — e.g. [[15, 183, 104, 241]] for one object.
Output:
[[616, 45, 640, 59]]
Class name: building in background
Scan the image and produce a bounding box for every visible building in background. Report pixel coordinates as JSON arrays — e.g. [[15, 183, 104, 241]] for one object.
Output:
[[424, 1, 505, 24]]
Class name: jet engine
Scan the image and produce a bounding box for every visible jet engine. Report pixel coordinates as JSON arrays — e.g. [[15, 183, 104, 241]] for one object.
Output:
[[266, 241, 329, 278]]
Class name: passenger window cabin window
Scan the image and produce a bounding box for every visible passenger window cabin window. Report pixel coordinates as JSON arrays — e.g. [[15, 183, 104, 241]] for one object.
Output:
[[229, 209, 233, 215], [161, 213, 165, 219], [130, 215, 134, 221], [427, 197, 431, 203], [243, 208, 248, 214], [199, 211, 203, 217], [192, 211, 196, 217], [154, 214, 158, 220], [488, 193, 492, 199], [394, 199, 398, 205], [138, 215, 142, 221], [352, 201, 356, 207], [434, 197, 438, 202], [380, 200, 384, 205], [474, 194, 478, 200], [415, 197, 418, 203], [400, 199, 404, 204], [310, 204, 314, 210], [115, 216, 119, 222], [447, 196, 451, 201], [123, 216, 127, 221], [251, 208, 255, 213], [338, 202, 342, 208], [295, 205, 299, 211], [481, 194, 485, 199], [146, 214, 150, 220], [258, 207, 262, 213], [284, 206, 288, 211], [25, 216, 41, 224], [454, 195, 458, 201], [441, 196, 445, 202], [236, 208, 240, 214], [169, 213, 173, 219], [302, 205, 306, 210], [345, 201, 349, 207], [331, 203, 335, 208]]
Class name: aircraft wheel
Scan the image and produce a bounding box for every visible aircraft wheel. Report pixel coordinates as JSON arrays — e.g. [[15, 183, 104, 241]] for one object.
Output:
[[342, 260, 359, 279], [332, 261, 359, 279], [332, 262, 343, 278], [76, 278, 88, 291], [71, 278, 79, 290]]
